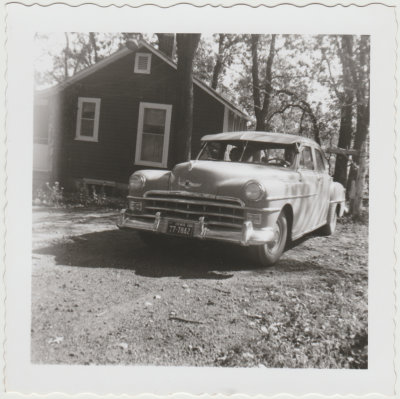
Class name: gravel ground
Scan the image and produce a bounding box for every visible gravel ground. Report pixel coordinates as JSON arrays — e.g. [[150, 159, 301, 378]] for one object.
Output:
[[31, 206, 368, 368]]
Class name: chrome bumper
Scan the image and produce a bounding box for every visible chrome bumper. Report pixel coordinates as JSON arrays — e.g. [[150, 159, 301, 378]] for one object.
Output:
[[117, 209, 275, 246]]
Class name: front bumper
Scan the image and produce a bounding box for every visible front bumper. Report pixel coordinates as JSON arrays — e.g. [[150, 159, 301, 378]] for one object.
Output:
[[117, 209, 275, 246]]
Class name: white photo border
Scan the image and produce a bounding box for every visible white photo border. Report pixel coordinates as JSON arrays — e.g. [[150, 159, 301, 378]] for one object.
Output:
[[1, 1, 399, 397]]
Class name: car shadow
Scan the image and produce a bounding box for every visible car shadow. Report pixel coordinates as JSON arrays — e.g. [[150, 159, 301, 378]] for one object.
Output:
[[33, 227, 346, 280]]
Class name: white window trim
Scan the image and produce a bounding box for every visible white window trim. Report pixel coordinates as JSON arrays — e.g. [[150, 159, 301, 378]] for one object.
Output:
[[75, 97, 101, 142], [134, 53, 152, 74], [135, 102, 172, 168]]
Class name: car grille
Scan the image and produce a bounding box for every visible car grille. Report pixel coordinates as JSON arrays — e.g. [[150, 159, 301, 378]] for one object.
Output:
[[141, 190, 245, 229]]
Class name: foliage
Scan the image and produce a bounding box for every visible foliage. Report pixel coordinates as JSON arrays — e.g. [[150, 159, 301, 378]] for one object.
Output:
[[35, 33, 369, 210], [214, 284, 368, 368], [33, 181, 125, 209], [34, 32, 154, 88], [34, 181, 64, 207]]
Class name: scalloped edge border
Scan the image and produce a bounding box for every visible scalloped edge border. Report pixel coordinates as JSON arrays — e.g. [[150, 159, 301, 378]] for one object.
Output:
[[0, 1, 398, 398]]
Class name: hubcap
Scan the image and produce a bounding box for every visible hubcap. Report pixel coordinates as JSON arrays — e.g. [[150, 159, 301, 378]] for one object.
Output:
[[267, 221, 281, 254]]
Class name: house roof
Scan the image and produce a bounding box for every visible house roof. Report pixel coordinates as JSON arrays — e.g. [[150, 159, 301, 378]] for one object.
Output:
[[37, 39, 249, 121], [201, 131, 318, 146]]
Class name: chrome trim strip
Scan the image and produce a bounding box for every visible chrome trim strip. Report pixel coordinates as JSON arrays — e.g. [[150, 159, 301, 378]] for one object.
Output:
[[266, 193, 317, 201], [144, 190, 245, 206], [259, 207, 281, 213], [127, 213, 241, 229], [145, 205, 244, 220], [128, 196, 281, 213], [144, 196, 244, 209]]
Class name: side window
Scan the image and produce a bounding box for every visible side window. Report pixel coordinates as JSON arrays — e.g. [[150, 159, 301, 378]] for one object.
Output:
[[299, 146, 314, 170], [135, 102, 172, 167], [315, 149, 326, 172], [75, 97, 101, 142]]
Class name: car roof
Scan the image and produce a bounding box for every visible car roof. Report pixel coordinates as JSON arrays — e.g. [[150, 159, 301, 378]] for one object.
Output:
[[201, 131, 318, 146]]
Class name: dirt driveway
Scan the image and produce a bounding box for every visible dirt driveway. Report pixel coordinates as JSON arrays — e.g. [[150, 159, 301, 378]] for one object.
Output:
[[31, 207, 368, 368]]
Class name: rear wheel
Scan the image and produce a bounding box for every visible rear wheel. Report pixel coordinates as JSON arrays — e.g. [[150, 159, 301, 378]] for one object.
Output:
[[250, 212, 288, 267], [321, 204, 337, 236]]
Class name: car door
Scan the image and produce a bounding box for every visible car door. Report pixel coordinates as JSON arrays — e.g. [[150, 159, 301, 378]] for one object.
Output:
[[294, 145, 320, 236], [313, 147, 331, 227]]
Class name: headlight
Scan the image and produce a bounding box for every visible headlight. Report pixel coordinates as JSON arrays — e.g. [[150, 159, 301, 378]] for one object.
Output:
[[244, 181, 265, 201], [129, 174, 146, 190]]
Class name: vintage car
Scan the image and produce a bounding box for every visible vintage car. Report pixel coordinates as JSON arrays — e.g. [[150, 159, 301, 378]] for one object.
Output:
[[117, 131, 346, 266]]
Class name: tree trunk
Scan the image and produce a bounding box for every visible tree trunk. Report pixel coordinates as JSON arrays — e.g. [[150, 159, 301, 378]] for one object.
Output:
[[333, 35, 354, 188], [174, 34, 201, 165], [89, 32, 99, 63], [250, 35, 262, 129], [307, 109, 321, 145], [251, 34, 276, 131], [63, 33, 70, 79], [156, 33, 176, 58], [349, 35, 370, 217], [261, 34, 276, 131], [352, 136, 368, 218], [211, 34, 225, 90]]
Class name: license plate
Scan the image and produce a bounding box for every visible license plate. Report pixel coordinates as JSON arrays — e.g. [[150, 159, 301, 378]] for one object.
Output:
[[167, 221, 194, 237]]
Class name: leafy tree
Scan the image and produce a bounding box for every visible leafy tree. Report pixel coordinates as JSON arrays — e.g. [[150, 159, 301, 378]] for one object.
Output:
[[34, 32, 145, 88]]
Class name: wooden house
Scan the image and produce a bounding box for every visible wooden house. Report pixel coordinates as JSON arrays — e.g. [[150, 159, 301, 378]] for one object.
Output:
[[33, 39, 249, 193]]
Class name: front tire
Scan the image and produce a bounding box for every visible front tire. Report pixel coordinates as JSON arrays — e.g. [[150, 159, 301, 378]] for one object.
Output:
[[250, 212, 288, 267]]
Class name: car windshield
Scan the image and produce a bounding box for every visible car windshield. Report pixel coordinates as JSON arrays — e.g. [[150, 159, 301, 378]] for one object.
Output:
[[197, 140, 297, 168]]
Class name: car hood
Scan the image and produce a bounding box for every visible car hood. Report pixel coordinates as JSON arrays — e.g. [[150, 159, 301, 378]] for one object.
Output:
[[169, 160, 296, 197]]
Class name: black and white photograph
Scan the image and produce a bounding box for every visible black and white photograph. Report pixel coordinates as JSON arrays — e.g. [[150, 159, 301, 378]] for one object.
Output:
[[1, 1, 398, 397], [31, 31, 369, 368]]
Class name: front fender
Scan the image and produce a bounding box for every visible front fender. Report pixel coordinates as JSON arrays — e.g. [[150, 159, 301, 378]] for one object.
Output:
[[129, 170, 171, 197]]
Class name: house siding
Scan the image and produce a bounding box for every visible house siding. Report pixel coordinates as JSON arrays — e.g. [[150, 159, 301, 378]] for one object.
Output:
[[58, 50, 178, 186], [192, 84, 225, 156], [36, 46, 248, 191]]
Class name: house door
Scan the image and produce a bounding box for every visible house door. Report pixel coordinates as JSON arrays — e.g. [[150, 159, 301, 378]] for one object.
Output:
[[33, 100, 51, 172]]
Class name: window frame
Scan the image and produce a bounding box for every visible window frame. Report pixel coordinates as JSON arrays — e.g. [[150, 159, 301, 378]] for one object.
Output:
[[313, 147, 327, 173], [299, 145, 315, 171], [134, 102, 172, 168], [75, 97, 101, 142], [134, 52, 152, 74]]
